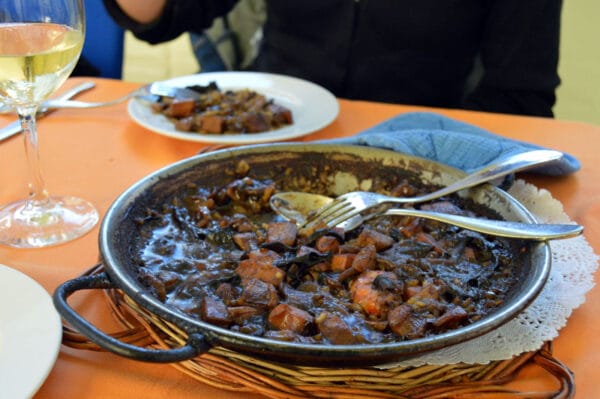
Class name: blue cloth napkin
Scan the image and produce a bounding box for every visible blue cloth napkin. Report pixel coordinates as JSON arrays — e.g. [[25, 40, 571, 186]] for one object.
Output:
[[328, 112, 580, 176]]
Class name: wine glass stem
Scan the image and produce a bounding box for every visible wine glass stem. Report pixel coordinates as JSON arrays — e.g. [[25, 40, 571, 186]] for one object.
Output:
[[17, 106, 50, 207]]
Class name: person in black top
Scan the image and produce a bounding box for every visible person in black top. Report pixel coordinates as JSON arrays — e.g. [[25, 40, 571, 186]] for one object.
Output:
[[102, 0, 563, 117]]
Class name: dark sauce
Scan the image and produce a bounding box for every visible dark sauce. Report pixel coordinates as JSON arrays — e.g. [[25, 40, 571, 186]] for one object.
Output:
[[133, 175, 522, 345]]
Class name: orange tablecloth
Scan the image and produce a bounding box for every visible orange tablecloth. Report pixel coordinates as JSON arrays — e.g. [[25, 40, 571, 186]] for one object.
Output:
[[1, 77, 598, 398]]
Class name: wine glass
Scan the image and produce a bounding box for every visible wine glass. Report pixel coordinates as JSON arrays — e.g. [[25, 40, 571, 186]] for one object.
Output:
[[0, 0, 98, 248]]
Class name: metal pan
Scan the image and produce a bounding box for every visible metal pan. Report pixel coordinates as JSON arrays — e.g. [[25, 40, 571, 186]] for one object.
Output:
[[54, 143, 550, 366]]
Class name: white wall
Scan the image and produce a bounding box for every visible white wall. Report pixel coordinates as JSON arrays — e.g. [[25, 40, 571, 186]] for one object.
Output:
[[554, 0, 600, 125]]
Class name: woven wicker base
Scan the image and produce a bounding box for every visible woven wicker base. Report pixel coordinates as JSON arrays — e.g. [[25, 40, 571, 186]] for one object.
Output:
[[62, 264, 575, 399]]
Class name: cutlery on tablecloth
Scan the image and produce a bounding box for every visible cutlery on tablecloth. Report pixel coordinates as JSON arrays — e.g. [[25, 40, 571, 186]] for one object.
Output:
[[0, 81, 95, 142], [0, 81, 201, 115]]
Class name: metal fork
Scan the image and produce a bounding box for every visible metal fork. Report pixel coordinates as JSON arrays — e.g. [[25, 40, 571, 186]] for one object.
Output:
[[301, 149, 564, 229], [0, 87, 145, 114], [0, 82, 201, 113]]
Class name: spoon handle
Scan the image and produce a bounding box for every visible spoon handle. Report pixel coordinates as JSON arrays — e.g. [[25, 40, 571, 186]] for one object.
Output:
[[405, 149, 564, 203], [379, 209, 583, 241]]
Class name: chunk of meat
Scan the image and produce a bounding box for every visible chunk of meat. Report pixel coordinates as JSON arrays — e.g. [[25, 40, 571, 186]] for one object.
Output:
[[268, 304, 314, 334], [267, 103, 293, 125], [243, 111, 271, 132], [200, 296, 231, 327], [245, 93, 268, 111], [199, 114, 225, 133], [404, 284, 423, 300], [165, 99, 195, 118], [239, 278, 279, 309], [399, 217, 423, 238], [408, 279, 443, 302], [233, 232, 257, 251], [228, 306, 262, 324], [315, 235, 340, 253], [247, 248, 279, 261], [338, 244, 377, 281], [174, 116, 193, 131], [330, 253, 356, 272], [236, 249, 285, 286], [315, 312, 359, 345], [433, 305, 468, 329], [214, 282, 237, 304], [388, 304, 427, 339], [350, 270, 400, 318], [357, 228, 395, 251], [351, 244, 377, 272], [155, 270, 182, 290], [266, 221, 298, 247], [406, 280, 447, 316]]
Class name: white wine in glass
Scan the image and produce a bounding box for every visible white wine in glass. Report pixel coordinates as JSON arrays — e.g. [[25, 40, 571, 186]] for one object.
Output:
[[0, 0, 98, 248]]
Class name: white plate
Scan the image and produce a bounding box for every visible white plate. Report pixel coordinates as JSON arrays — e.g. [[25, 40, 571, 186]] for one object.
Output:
[[0, 264, 62, 399], [128, 71, 340, 144]]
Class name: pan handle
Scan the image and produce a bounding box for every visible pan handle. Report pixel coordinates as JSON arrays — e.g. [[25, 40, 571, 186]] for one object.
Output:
[[53, 273, 210, 363]]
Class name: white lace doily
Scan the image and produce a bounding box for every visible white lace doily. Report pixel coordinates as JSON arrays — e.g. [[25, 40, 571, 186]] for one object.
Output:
[[386, 179, 599, 367]]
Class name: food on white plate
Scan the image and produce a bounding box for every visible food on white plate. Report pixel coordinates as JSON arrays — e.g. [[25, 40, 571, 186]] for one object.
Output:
[[150, 82, 293, 135]]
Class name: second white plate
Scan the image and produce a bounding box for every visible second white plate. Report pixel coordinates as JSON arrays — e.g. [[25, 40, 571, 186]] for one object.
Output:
[[128, 71, 340, 144], [0, 264, 62, 399]]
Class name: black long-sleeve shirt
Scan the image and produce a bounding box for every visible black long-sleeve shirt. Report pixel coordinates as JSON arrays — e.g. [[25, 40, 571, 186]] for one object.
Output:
[[103, 0, 562, 117]]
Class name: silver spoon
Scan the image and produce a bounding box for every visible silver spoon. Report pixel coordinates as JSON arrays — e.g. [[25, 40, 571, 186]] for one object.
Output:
[[270, 191, 583, 241]]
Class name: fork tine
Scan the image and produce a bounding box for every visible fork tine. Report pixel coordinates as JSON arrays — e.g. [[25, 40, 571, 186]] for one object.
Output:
[[302, 198, 353, 228], [303, 202, 349, 227], [323, 208, 364, 229], [302, 191, 384, 230], [316, 203, 354, 225]]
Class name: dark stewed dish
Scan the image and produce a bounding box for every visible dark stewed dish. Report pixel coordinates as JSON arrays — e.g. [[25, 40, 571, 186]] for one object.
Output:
[[132, 160, 523, 346]]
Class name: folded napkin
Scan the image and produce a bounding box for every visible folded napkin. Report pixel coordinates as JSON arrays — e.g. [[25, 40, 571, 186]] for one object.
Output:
[[329, 112, 580, 176]]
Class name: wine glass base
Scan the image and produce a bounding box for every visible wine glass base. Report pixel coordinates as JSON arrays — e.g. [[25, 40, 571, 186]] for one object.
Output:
[[0, 196, 99, 248]]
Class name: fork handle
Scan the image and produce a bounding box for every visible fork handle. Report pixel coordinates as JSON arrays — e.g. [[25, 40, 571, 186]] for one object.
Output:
[[41, 96, 132, 109], [380, 208, 583, 240]]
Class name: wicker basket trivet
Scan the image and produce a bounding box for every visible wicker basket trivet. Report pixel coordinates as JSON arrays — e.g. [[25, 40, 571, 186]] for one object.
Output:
[[62, 264, 575, 399]]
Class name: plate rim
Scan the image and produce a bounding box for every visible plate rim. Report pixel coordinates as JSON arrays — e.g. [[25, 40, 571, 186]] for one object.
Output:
[[0, 264, 62, 399], [127, 71, 340, 144]]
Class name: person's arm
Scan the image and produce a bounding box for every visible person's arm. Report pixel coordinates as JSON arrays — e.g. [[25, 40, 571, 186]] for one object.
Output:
[[463, 0, 563, 117], [102, 0, 238, 44], [112, 0, 167, 24]]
